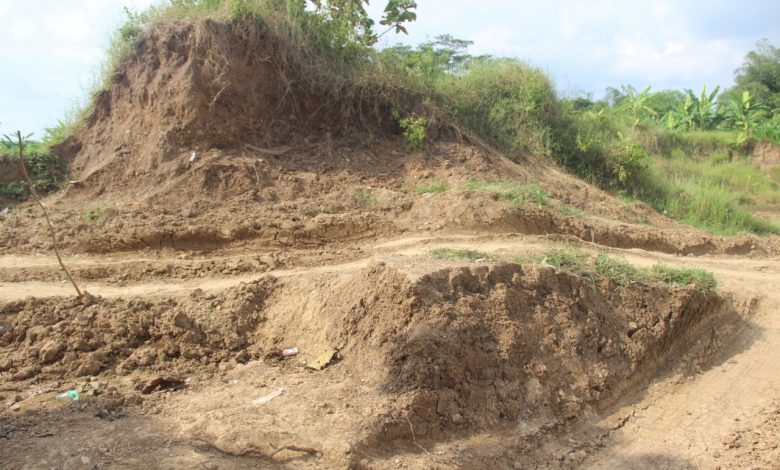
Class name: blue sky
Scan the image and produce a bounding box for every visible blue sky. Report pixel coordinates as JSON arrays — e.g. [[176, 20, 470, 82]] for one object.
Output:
[[1, 0, 779, 137]]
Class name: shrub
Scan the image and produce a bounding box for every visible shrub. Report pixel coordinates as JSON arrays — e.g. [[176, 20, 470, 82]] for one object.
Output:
[[437, 58, 560, 159], [397, 114, 427, 149]]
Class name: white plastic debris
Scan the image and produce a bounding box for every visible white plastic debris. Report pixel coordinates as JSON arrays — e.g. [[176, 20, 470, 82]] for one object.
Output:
[[282, 348, 299, 357], [0, 207, 8, 216], [189, 151, 197, 162], [252, 387, 284, 406], [56, 389, 79, 401]]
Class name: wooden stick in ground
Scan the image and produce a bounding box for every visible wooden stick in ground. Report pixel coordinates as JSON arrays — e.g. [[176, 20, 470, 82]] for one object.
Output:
[[14, 131, 82, 297]]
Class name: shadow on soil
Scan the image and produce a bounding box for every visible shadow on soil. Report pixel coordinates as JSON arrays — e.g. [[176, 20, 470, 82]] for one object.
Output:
[[0, 400, 292, 469]]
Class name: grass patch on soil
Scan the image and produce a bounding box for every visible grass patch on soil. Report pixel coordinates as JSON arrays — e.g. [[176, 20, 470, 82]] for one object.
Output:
[[408, 179, 448, 195], [558, 205, 586, 219], [431, 248, 495, 262], [82, 203, 113, 226], [524, 247, 718, 294], [464, 179, 548, 206]]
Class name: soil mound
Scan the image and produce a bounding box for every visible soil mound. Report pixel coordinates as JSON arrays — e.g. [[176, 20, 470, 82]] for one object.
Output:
[[64, 18, 393, 191], [0, 261, 740, 464]]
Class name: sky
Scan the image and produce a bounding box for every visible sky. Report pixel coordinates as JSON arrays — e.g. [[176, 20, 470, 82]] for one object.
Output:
[[1, 0, 779, 137]]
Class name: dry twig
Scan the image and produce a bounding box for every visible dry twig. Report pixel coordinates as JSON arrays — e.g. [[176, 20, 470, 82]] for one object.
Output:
[[13, 131, 82, 297]]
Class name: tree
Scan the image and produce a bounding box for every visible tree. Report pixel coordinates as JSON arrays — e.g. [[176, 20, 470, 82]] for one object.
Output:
[[723, 39, 780, 111], [663, 85, 722, 131], [617, 85, 656, 128], [308, 0, 417, 46], [645, 89, 685, 116], [726, 91, 766, 144]]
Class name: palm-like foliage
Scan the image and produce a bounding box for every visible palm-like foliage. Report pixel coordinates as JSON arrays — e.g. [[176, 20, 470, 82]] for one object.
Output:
[[617, 85, 656, 128], [726, 91, 766, 144], [663, 85, 722, 131]]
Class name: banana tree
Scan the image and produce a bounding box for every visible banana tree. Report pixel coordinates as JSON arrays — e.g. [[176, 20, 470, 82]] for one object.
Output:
[[687, 85, 721, 130], [667, 93, 697, 131], [617, 85, 656, 128], [727, 90, 765, 144]]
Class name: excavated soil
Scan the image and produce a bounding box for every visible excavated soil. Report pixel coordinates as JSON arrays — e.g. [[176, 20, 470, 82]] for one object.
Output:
[[2, 16, 780, 470], [0, 254, 748, 469]]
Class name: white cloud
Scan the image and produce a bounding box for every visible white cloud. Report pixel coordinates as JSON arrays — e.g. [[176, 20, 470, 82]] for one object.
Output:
[[7, 19, 35, 41], [613, 35, 745, 89]]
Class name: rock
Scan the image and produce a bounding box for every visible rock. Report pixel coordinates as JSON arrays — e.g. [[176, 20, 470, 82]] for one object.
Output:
[[11, 366, 40, 381], [76, 353, 104, 376], [39, 340, 66, 364], [173, 311, 196, 330]]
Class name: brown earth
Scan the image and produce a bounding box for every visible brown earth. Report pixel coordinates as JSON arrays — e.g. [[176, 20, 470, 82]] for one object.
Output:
[[1, 17, 780, 470]]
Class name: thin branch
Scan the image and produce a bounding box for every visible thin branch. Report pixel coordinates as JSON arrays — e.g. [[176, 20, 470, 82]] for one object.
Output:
[[15, 131, 83, 297], [404, 414, 434, 458]]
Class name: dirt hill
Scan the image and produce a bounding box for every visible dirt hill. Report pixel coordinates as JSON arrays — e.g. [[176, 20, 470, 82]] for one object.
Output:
[[3, 18, 778, 258]]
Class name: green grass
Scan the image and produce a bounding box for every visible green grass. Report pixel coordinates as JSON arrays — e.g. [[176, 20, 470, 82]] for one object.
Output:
[[525, 247, 718, 294], [83, 203, 112, 225], [431, 247, 495, 262], [464, 179, 548, 206], [558, 205, 586, 219], [651, 263, 718, 294], [644, 129, 740, 158], [409, 179, 448, 195], [594, 253, 649, 288], [528, 247, 593, 278], [639, 165, 780, 235]]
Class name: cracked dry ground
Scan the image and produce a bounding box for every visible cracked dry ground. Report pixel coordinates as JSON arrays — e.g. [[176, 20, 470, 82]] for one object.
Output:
[[0, 234, 778, 469]]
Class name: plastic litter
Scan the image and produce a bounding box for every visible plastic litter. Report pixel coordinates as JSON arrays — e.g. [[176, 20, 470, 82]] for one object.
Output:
[[282, 347, 299, 357], [189, 151, 197, 162], [56, 389, 79, 401], [253, 387, 284, 406], [0, 207, 9, 216]]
